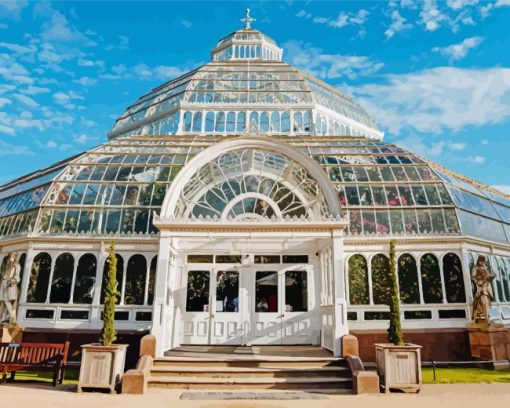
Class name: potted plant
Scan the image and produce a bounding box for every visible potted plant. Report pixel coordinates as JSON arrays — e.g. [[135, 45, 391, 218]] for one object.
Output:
[[375, 240, 422, 393], [77, 242, 128, 393]]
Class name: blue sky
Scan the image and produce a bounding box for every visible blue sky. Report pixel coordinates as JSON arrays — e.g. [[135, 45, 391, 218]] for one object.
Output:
[[0, 0, 510, 192]]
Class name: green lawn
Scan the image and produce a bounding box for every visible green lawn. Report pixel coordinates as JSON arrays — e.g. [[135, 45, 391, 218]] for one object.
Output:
[[3, 368, 79, 385], [422, 367, 510, 384]]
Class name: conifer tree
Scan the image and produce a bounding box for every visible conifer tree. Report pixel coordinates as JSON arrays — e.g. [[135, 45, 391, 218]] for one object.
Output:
[[388, 240, 404, 345], [100, 242, 119, 346]]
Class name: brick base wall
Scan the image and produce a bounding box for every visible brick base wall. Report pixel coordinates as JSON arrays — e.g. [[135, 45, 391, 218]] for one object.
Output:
[[350, 328, 472, 362]]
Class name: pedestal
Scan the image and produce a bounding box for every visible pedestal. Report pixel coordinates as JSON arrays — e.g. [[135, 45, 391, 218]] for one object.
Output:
[[0, 323, 24, 343], [468, 323, 510, 361]]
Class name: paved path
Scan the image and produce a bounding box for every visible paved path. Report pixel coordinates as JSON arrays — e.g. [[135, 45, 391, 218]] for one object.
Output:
[[1, 383, 510, 408]]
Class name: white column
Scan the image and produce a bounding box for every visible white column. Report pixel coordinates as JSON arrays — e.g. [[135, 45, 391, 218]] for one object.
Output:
[[20, 248, 35, 304], [69, 253, 80, 304], [151, 235, 173, 357], [460, 246, 473, 321], [332, 230, 348, 356]]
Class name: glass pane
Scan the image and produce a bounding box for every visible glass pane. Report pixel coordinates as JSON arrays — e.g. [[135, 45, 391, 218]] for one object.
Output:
[[371, 254, 391, 304], [420, 254, 443, 303], [216, 271, 239, 312], [50, 253, 74, 303], [443, 253, 466, 303], [255, 271, 278, 313], [73, 253, 97, 304], [124, 255, 147, 305], [27, 252, 52, 303], [285, 271, 307, 312], [348, 255, 369, 305], [186, 270, 210, 312]]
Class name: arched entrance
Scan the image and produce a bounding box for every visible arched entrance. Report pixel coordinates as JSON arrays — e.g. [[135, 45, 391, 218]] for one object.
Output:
[[152, 138, 348, 354]]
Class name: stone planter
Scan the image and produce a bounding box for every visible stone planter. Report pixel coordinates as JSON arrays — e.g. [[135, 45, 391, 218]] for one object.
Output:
[[375, 343, 422, 393], [77, 344, 128, 393]]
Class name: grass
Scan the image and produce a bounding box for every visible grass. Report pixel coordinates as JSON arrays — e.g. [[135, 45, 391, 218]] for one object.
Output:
[[422, 367, 510, 384], [3, 368, 79, 385]]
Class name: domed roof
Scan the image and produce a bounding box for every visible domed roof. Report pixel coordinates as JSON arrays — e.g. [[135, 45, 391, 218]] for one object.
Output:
[[109, 17, 382, 140], [2, 133, 510, 247]]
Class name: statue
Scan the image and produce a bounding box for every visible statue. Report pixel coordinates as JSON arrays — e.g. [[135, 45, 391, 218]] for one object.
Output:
[[0, 252, 21, 324], [471, 255, 494, 324]]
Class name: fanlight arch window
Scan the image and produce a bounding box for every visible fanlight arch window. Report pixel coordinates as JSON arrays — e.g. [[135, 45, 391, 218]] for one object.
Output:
[[27, 252, 52, 303], [348, 255, 369, 305], [50, 253, 74, 303], [398, 254, 420, 304], [443, 253, 466, 303], [174, 148, 332, 221], [73, 253, 97, 304]]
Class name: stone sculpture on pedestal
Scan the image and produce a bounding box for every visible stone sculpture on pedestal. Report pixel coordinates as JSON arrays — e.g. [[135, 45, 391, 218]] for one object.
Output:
[[0, 252, 21, 324]]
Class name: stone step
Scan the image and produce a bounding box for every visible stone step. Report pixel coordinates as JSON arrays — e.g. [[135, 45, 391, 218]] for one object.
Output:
[[153, 357, 348, 369], [147, 375, 353, 390], [150, 366, 351, 379]]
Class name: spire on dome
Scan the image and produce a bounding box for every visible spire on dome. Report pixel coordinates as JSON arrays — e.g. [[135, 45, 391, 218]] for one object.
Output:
[[241, 8, 255, 29]]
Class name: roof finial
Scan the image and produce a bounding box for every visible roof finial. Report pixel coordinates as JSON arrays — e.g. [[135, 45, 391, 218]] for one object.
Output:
[[241, 8, 255, 29]]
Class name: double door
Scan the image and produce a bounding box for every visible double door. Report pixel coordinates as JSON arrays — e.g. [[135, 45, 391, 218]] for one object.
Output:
[[182, 265, 313, 345]]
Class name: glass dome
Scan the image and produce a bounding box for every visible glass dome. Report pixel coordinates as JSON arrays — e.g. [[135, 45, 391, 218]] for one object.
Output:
[[109, 25, 382, 141], [2, 133, 510, 246]]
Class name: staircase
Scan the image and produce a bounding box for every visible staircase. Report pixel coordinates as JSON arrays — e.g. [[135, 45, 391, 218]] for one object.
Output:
[[146, 347, 353, 391]]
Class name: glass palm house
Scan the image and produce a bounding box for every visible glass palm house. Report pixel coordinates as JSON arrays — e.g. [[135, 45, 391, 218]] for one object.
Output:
[[2, 15, 510, 360]]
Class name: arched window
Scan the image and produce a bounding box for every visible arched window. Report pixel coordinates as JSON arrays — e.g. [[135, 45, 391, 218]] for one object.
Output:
[[420, 253, 443, 303], [236, 112, 246, 132], [226, 112, 236, 132], [260, 112, 269, 132], [148, 256, 157, 305], [73, 253, 97, 304], [293, 112, 303, 132], [183, 111, 192, 132], [124, 254, 147, 305], [50, 253, 74, 303], [443, 253, 466, 303], [398, 254, 420, 304], [215, 112, 225, 133], [270, 111, 280, 132], [303, 111, 311, 132], [348, 255, 369, 305], [249, 112, 259, 131], [192, 111, 202, 132], [502, 258, 510, 302], [371, 254, 391, 304], [281, 112, 290, 132], [205, 111, 214, 132], [101, 254, 124, 304], [27, 252, 52, 303]]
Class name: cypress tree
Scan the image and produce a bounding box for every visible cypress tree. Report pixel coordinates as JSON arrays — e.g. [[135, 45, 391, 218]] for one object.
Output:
[[100, 242, 119, 346], [387, 240, 404, 345]]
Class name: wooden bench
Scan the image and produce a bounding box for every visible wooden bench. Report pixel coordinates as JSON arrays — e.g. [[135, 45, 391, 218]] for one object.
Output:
[[0, 342, 70, 386]]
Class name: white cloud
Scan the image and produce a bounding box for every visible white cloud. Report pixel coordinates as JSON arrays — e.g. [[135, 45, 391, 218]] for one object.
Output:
[[0, 53, 33, 84], [283, 40, 383, 80], [496, 0, 510, 6], [53, 90, 84, 110], [0, 0, 28, 19], [21, 86, 50, 95], [385, 10, 413, 39], [74, 76, 98, 86], [350, 67, 510, 134], [481, 139, 489, 145], [180, 20, 192, 29], [0, 97, 11, 108], [0, 140, 33, 156], [309, 9, 369, 37], [448, 142, 467, 150], [12, 93, 39, 107], [467, 155, 486, 164], [420, 1, 449, 31], [133, 64, 188, 81], [446, 0, 479, 10], [75, 134, 89, 144], [396, 135, 445, 157], [295, 10, 311, 19], [432, 36, 484, 62]]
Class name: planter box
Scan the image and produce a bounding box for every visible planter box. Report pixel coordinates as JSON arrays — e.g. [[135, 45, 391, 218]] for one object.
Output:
[[375, 343, 422, 393], [77, 344, 128, 393]]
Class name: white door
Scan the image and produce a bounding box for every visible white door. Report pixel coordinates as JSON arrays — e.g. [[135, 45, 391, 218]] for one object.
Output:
[[181, 268, 213, 344], [280, 268, 313, 344], [245, 268, 283, 345], [209, 269, 244, 345]]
